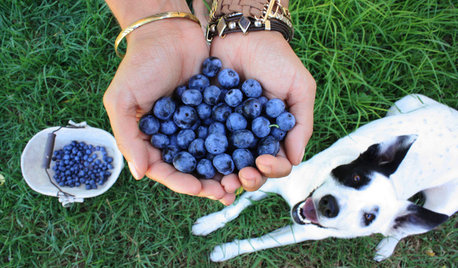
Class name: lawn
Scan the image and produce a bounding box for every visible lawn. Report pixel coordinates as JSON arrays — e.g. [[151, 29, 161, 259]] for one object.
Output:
[[1, 0, 456, 267]]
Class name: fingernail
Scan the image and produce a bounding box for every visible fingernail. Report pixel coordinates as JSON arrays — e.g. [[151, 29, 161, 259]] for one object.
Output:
[[258, 164, 271, 174], [128, 161, 141, 180]]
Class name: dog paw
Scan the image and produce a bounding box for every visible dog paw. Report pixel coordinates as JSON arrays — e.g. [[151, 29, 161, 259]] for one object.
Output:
[[192, 212, 227, 236], [210, 242, 238, 262], [374, 237, 399, 262]]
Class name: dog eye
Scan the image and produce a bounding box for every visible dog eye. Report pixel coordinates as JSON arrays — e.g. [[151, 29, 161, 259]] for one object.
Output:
[[364, 213, 376, 226], [353, 175, 361, 183]]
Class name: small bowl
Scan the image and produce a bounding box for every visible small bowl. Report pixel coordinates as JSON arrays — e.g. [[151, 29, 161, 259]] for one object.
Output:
[[21, 121, 124, 207]]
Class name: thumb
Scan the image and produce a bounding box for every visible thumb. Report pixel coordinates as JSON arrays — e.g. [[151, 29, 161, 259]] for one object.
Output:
[[103, 88, 149, 180]]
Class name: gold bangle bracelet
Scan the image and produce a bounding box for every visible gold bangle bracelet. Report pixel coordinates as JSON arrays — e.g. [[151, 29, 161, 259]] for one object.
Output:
[[114, 11, 201, 58]]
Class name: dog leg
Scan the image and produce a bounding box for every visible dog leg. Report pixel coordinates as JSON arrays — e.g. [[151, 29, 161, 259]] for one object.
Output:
[[422, 181, 458, 216], [374, 236, 402, 262], [192, 191, 269, 236], [210, 224, 343, 262]]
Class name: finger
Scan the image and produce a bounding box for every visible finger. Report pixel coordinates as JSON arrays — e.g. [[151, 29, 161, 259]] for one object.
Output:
[[255, 154, 292, 178], [145, 161, 202, 196], [238, 166, 266, 192], [220, 173, 242, 194], [219, 193, 236, 206], [284, 70, 316, 165], [103, 88, 149, 180], [197, 178, 226, 200]]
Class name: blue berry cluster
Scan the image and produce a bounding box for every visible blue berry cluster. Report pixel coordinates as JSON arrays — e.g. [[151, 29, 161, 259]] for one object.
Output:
[[51, 141, 114, 189], [139, 57, 296, 180]]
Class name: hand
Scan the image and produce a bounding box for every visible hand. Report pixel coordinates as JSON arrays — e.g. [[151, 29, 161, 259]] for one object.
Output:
[[210, 31, 316, 191], [103, 20, 239, 205]]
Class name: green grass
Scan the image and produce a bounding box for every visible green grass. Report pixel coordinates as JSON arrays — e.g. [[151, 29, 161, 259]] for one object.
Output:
[[1, 0, 456, 267]]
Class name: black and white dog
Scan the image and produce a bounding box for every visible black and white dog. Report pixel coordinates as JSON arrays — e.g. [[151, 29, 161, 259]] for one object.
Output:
[[192, 94, 457, 262]]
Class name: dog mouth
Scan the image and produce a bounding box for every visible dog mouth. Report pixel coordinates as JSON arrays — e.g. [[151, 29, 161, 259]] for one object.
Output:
[[292, 198, 318, 225]]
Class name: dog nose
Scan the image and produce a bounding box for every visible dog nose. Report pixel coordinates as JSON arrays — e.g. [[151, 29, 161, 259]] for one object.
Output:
[[318, 195, 339, 218]]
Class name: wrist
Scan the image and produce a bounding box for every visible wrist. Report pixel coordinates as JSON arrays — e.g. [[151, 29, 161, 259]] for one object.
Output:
[[106, 0, 191, 29]]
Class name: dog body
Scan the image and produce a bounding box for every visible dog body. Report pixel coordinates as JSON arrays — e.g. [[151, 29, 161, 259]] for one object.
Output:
[[192, 94, 458, 262]]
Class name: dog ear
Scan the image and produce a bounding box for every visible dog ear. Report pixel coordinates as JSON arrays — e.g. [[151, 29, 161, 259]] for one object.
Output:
[[360, 135, 417, 176], [384, 201, 449, 238]]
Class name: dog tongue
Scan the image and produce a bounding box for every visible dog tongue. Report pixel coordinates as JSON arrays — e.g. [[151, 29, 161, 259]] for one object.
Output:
[[302, 198, 318, 224]]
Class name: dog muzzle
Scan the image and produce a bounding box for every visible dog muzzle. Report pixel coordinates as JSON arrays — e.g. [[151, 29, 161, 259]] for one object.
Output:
[[292, 198, 318, 225]]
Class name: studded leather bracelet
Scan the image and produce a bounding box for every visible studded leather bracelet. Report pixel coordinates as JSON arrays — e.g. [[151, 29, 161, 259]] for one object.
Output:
[[206, 0, 293, 43]]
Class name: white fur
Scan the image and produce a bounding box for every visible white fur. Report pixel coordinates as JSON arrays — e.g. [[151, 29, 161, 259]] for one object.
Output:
[[193, 94, 458, 262]]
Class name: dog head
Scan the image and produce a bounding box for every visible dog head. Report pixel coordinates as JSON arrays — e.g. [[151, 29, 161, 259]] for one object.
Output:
[[292, 135, 448, 237]]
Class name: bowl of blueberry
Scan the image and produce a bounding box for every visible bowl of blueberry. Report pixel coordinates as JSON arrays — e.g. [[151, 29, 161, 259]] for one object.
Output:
[[139, 57, 296, 180], [21, 121, 123, 207]]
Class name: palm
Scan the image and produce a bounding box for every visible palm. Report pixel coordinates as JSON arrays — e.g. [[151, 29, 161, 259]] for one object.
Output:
[[210, 32, 316, 189]]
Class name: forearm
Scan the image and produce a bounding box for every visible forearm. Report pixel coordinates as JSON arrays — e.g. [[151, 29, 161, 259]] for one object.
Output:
[[105, 0, 190, 29]]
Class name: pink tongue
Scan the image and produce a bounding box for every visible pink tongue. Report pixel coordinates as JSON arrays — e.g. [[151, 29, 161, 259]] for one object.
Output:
[[303, 198, 318, 224]]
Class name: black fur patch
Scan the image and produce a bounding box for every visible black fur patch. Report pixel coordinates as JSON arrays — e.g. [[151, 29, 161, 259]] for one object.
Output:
[[331, 135, 416, 189], [393, 204, 449, 230], [331, 163, 372, 189]]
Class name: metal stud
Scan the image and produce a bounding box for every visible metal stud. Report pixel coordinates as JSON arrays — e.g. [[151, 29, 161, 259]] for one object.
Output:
[[238, 16, 251, 34], [254, 20, 262, 27], [228, 21, 237, 30], [217, 18, 227, 37]]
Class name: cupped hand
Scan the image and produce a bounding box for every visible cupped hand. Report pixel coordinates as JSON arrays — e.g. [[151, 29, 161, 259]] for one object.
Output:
[[210, 31, 316, 191], [103, 20, 239, 205]]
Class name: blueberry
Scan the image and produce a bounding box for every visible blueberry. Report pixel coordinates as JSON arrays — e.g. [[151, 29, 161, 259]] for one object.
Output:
[[173, 105, 198, 129], [196, 103, 212, 120], [162, 146, 179, 164], [218, 68, 240, 88], [203, 85, 222, 105], [257, 136, 280, 156], [276, 112, 296, 131], [241, 79, 262, 98], [196, 158, 216, 179], [271, 127, 286, 141], [177, 129, 196, 149], [226, 113, 247, 132], [153, 97, 176, 120], [230, 129, 255, 149], [190, 119, 201, 131], [212, 103, 232, 122], [188, 74, 210, 91], [265, 98, 286, 118], [234, 104, 244, 114], [258, 96, 268, 107], [160, 120, 178, 135], [181, 89, 203, 106], [151, 133, 169, 149], [208, 122, 226, 135], [212, 153, 235, 175], [169, 134, 178, 147], [196, 125, 208, 139], [174, 85, 187, 101], [224, 89, 243, 107], [251, 116, 271, 138], [202, 57, 222, 78], [173, 151, 197, 173], [232, 149, 255, 171], [242, 98, 262, 119], [188, 138, 207, 159], [205, 133, 228, 154]]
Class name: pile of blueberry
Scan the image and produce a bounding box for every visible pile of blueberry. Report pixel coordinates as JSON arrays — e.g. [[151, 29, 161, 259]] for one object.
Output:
[[139, 57, 296, 179], [51, 141, 114, 189]]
